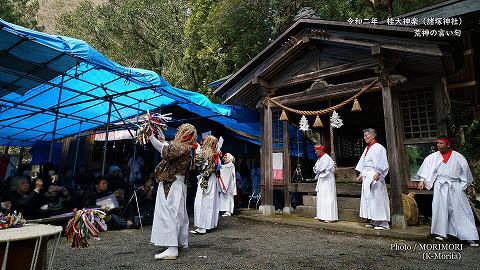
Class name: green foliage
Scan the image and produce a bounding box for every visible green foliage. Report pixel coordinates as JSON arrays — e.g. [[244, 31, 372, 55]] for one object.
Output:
[[406, 145, 420, 164], [57, 0, 189, 89], [392, 0, 445, 16], [0, 0, 44, 31], [54, 0, 447, 95], [459, 120, 480, 190]]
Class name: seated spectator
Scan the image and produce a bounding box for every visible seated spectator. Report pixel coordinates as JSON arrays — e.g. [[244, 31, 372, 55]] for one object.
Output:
[[9, 176, 46, 219], [74, 165, 93, 190], [39, 163, 57, 191], [58, 167, 78, 191], [127, 154, 144, 183], [107, 165, 128, 198], [83, 176, 132, 230], [44, 180, 71, 213], [0, 194, 11, 214], [135, 175, 157, 225], [57, 167, 84, 209]]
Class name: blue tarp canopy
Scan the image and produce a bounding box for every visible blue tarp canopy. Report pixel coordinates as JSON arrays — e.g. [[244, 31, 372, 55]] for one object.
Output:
[[0, 19, 259, 146]]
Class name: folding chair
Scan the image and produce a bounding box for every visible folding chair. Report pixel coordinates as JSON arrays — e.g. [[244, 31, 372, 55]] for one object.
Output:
[[248, 189, 261, 209]]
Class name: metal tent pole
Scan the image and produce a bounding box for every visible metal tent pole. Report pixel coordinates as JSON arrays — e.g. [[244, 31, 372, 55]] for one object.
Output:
[[102, 100, 113, 175], [129, 102, 142, 183], [49, 75, 64, 163], [72, 121, 83, 177]]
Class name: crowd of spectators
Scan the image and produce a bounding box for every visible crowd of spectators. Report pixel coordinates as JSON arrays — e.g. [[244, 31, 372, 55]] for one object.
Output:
[[0, 154, 260, 228], [0, 159, 156, 230]]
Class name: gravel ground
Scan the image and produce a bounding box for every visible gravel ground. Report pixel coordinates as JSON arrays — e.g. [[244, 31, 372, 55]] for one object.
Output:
[[52, 216, 479, 270]]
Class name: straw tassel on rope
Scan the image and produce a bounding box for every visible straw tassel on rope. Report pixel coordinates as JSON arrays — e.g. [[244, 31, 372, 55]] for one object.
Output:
[[279, 109, 288, 121], [267, 78, 378, 116], [313, 115, 323, 128], [351, 98, 362, 112]]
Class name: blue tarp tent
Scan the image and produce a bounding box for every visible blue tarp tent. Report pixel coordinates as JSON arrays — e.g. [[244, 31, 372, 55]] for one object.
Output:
[[0, 19, 259, 147]]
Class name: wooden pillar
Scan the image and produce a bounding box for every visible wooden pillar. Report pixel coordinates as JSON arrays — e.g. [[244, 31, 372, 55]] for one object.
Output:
[[392, 85, 409, 191], [261, 100, 274, 206], [380, 77, 406, 229], [434, 79, 448, 135], [283, 121, 291, 208]]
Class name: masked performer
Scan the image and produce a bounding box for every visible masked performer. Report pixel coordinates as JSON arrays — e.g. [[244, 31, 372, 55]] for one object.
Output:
[[190, 135, 221, 234], [219, 153, 237, 217], [148, 123, 197, 260]]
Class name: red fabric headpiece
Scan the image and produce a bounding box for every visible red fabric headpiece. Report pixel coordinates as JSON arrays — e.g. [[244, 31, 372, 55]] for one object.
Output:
[[314, 145, 325, 151], [437, 138, 451, 144]]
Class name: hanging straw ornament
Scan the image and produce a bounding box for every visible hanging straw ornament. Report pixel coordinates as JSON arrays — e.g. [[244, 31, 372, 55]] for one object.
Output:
[[313, 115, 323, 128], [330, 110, 344, 128], [135, 111, 172, 145], [65, 209, 107, 248], [351, 98, 362, 112], [279, 109, 289, 121], [299, 115, 309, 131]]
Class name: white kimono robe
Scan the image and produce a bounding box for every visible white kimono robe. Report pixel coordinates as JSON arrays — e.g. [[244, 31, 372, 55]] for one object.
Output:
[[355, 143, 390, 221], [194, 174, 220, 229], [314, 154, 338, 221], [219, 162, 237, 213], [417, 151, 479, 240], [193, 146, 220, 230], [149, 136, 189, 247]]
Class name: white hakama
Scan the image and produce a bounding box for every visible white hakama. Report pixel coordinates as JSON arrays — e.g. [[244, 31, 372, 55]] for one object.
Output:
[[355, 143, 390, 222], [418, 151, 479, 240], [219, 162, 237, 213], [314, 154, 338, 221], [149, 136, 189, 247], [150, 176, 189, 247], [194, 174, 219, 230]]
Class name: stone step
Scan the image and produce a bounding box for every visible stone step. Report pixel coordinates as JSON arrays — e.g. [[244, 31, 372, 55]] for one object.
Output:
[[303, 196, 361, 209], [303, 195, 315, 206], [338, 208, 365, 222], [334, 167, 357, 183], [295, 205, 316, 217], [337, 197, 361, 210], [294, 205, 366, 222]]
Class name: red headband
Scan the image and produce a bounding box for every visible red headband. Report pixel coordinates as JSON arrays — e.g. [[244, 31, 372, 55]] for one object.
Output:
[[437, 138, 450, 144], [314, 145, 325, 151]]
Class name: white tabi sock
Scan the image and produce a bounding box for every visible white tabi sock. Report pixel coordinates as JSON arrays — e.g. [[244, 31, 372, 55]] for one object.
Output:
[[155, 246, 178, 259]]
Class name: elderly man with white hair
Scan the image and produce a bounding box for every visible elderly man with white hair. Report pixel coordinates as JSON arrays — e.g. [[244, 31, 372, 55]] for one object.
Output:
[[355, 128, 390, 230]]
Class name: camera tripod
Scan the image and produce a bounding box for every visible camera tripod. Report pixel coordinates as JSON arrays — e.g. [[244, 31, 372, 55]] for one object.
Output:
[[121, 187, 143, 231]]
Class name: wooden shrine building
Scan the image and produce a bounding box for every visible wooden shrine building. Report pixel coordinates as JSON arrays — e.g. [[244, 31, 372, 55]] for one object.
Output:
[[214, 5, 480, 229]]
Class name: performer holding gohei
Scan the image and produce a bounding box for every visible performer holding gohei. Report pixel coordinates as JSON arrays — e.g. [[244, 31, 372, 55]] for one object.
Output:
[[147, 123, 198, 260], [219, 153, 237, 217], [355, 128, 390, 230], [417, 136, 479, 246], [190, 135, 221, 234], [313, 144, 337, 223]]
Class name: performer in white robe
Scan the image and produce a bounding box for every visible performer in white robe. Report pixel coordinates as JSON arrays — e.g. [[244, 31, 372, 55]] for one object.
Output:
[[417, 136, 479, 246], [148, 123, 197, 260], [355, 128, 390, 230], [219, 153, 237, 216], [191, 135, 221, 234], [313, 144, 337, 222]]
